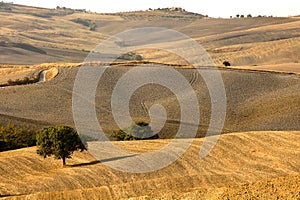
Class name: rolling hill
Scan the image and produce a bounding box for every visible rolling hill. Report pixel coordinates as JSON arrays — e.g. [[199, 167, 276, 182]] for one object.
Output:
[[0, 131, 299, 199], [0, 3, 299, 66], [0, 66, 299, 136], [0, 3, 299, 199], [0, 3, 299, 138]]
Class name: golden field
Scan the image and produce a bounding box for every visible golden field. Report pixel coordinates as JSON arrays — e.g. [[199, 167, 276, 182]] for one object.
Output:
[[0, 3, 299, 199]]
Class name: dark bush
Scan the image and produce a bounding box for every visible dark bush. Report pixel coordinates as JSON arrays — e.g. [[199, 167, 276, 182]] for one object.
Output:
[[71, 18, 96, 31], [118, 52, 143, 61], [89, 22, 96, 31], [111, 121, 159, 141], [223, 61, 231, 67], [0, 124, 37, 152], [6, 76, 37, 86]]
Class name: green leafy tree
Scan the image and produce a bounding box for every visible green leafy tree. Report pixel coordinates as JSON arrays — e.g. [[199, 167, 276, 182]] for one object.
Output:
[[36, 126, 86, 166]]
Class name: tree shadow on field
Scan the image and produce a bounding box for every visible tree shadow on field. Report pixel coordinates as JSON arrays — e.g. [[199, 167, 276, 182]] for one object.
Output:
[[70, 154, 137, 167], [0, 194, 23, 198]]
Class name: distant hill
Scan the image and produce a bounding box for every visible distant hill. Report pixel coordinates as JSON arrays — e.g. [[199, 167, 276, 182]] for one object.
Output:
[[0, 3, 299, 65], [114, 7, 205, 20], [0, 4, 299, 199]]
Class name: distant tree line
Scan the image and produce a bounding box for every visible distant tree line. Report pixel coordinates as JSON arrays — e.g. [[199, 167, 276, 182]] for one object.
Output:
[[0, 124, 86, 166], [56, 6, 89, 14], [0, 124, 37, 151], [0, 1, 12, 11], [231, 14, 274, 18], [1, 120, 158, 166]]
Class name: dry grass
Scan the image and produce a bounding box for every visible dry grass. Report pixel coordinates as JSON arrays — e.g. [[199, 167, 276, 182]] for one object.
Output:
[[0, 3, 299, 67], [0, 66, 35, 84], [44, 68, 59, 81], [0, 4, 299, 199], [229, 62, 300, 74], [0, 131, 299, 199], [0, 63, 79, 85]]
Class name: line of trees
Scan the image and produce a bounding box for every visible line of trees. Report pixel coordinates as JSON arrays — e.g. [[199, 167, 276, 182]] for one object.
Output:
[[231, 14, 274, 18], [1, 121, 158, 166], [0, 124, 37, 151], [0, 125, 86, 166]]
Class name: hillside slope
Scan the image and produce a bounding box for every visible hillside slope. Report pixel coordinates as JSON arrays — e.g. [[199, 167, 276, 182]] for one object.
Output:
[[0, 3, 299, 66], [0, 66, 299, 135], [0, 131, 299, 199]]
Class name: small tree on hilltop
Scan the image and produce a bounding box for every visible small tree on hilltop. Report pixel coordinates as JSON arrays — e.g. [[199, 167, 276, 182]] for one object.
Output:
[[36, 126, 86, 166]]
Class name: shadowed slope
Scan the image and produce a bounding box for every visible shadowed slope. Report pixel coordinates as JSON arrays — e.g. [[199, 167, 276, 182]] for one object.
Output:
[[0, 66, 299, 135]]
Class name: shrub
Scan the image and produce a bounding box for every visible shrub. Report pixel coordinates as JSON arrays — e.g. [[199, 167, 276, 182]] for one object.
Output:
[[118, 52, 143, 61], [71, 18, 96, 31], [0, 124, 37, 152], [223, 61, 231, 67], [6, 76, 36, 86], [89, 22, 96, 31], [111, 129, 136, 141], [111, 121, 159, 141]]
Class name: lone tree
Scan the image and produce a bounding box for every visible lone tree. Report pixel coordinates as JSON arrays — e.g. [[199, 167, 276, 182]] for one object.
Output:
[[36, 126, 86, 166]]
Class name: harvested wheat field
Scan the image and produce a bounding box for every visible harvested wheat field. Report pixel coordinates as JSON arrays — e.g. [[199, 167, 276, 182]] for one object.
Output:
[[0, 3, 300, 67], [0, 66, 299, 134], [0, 2, 300, 200], [229, 63, 300, 75], [0, 131, 299, 199]]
